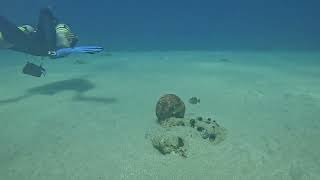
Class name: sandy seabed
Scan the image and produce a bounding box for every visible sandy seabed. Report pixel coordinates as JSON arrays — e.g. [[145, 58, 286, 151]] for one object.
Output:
[[0, 50, 319, 180]]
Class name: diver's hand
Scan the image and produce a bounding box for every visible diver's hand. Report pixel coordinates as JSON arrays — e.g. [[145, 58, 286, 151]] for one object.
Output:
[[49, 46, 104, 59]]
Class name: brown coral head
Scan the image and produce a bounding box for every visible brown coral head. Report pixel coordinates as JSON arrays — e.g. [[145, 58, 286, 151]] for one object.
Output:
[[155, 94, 185, 123]]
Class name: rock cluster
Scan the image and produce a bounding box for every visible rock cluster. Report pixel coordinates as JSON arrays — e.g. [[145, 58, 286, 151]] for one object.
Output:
[[151, 94, 227, 157]]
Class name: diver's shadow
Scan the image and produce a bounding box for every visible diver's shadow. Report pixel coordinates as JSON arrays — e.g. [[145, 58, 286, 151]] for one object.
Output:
[[0, 78, 117, 105]]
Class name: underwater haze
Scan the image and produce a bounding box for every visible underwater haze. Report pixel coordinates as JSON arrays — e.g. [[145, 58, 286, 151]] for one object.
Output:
[[1, 0, 320, 51], [1, 1, 320, 180]]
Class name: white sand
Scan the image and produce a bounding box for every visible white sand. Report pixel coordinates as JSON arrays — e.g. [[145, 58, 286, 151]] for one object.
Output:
[[0, 50, 320, 180]]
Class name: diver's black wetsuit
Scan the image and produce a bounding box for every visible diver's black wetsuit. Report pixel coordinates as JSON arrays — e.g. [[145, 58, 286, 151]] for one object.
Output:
[[0, 8, 57, 56]]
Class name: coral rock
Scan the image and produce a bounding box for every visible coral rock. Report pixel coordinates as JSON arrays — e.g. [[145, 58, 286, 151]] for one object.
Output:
[[152, 134, 187, 157], [155, 94, 185, 123]]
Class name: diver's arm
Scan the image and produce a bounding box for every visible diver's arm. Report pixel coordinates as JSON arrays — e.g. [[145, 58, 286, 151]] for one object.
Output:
[[0, 16, 32, 47], [0, 16, 48, 56], [0, 15, 56, 56], [36, 8, 58, 53]]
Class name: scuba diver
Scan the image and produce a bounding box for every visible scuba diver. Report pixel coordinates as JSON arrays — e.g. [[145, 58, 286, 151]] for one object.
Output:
[[0, 8, 103, 77]]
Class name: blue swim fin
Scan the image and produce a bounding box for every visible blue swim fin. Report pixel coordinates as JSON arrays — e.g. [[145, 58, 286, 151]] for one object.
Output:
[[51, 46, 104, 59]]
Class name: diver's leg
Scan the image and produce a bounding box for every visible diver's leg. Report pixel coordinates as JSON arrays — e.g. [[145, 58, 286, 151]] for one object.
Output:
[[0, 16, 30, 46], [36, 8, 57, 52]]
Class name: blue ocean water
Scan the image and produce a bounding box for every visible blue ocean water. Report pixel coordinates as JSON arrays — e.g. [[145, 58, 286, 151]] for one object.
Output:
[[1, 0, 320, 51], [2, 1, 320, 180]]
